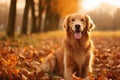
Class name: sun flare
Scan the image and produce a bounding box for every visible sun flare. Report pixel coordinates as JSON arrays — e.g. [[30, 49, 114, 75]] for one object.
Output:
[[82, 0, 120, 11]]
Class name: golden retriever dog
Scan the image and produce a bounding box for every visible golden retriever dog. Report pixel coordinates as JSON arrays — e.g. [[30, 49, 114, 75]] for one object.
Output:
[[41, 13, 95, 80]]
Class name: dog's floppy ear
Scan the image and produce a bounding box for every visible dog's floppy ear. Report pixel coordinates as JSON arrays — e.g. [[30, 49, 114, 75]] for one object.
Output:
[[85, 15, 95, 32], [62, 15, 70, 30]]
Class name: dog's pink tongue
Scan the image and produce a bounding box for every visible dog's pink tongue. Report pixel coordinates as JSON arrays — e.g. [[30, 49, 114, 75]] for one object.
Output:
[[74, 32, 82, 39]]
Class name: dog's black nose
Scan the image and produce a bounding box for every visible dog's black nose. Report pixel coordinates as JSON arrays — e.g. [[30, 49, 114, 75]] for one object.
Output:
[[75, 24, 80, 30]]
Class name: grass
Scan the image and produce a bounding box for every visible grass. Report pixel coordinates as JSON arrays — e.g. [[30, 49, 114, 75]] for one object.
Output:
[[0, 30, 120, 45], [92, 30, 120, 37], [38, 30, 120, 37]]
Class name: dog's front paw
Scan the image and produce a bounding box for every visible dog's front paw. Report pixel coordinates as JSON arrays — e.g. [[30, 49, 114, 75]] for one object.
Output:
[[40, 63, 50, 72]]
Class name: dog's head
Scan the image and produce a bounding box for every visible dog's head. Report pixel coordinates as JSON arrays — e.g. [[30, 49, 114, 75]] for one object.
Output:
[[63, 13, 95, 39]]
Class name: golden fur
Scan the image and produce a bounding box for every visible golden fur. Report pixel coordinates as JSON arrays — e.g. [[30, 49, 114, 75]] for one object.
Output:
[[41, 13, 95, 80]]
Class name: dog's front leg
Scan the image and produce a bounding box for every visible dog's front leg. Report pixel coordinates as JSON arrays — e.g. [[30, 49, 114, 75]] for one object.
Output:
[[83, 63, 89, 77], [64, 51, 75, 80], [64, 67, 73, 80], [83, 53, 91, 77]]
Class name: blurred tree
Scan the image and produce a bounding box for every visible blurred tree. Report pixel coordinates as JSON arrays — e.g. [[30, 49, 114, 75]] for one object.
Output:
[[43, 0, 80, 32], [31, 0, 37, 33], [113, 8, 120, 30], [6, 0, 17, 37], [55, 0, 80, 17], [37, 0, 44, 32], [44, 0, 60, 32], [88, 3, 116, 30], [21, 0, 31, 35], [0, 3, 9, 31]]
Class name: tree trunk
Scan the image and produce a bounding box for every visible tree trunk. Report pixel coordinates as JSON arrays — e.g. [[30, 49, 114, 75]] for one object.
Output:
[[43, 3, 51, 32], [37, 0, 43, 32], [44, 0, 60, 32], [6, 0, 17, 37], [50, 13, 60, 30], [44, 12, 60, 32], [31, 0, 37, 34], [21, 0, 30, 35]]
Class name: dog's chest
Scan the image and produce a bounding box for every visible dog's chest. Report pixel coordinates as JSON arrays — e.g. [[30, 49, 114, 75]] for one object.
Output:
[[73, 51, 87, 65]]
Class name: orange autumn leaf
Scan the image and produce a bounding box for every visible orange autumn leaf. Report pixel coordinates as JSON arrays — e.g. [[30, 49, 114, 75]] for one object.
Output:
[[72, 73, 84, 80]]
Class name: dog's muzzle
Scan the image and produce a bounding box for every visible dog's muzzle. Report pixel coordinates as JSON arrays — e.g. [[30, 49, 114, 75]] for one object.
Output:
[[74, 24, 82, 39]]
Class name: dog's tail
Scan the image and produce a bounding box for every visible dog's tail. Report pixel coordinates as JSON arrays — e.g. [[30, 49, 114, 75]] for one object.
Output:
[[40, 54, 56, 73]]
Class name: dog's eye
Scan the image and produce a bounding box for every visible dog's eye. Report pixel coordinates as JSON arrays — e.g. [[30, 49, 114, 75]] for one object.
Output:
[[81, 19, 84, 21], [71, 19, 75, 21]]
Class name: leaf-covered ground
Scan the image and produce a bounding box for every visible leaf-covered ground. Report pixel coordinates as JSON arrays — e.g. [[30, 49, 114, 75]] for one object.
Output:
[[0, 31, 120, 80]]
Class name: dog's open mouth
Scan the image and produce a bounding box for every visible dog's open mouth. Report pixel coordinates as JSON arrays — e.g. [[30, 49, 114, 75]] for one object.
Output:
[[74, 30, 82, 39]]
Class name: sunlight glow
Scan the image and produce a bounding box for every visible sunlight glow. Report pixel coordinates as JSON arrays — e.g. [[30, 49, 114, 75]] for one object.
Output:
[[0, 0, 7, 3], [82, 0, 120, 11]]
